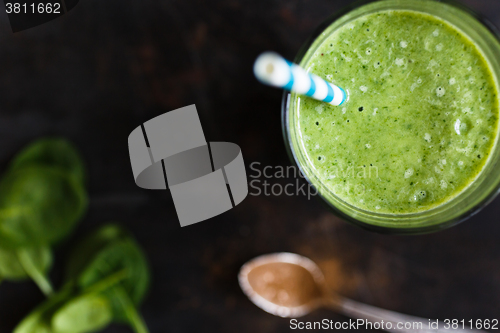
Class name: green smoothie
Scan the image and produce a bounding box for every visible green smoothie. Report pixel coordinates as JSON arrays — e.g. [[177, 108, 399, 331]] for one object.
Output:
[[294, 10, 499, 214]]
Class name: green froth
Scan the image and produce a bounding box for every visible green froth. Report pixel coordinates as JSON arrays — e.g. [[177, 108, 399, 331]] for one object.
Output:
[[294, 10, 499, 214]]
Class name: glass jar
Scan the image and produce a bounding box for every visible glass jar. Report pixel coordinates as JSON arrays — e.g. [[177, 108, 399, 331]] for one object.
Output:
[[282, 0, 500, 234]]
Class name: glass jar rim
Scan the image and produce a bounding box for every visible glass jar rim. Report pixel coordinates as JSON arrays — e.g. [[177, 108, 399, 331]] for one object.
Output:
[[281, 0, 500, 234]]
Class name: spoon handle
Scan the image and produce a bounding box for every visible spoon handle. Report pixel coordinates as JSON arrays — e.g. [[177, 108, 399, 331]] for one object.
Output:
[[326, 296, 484, 333]]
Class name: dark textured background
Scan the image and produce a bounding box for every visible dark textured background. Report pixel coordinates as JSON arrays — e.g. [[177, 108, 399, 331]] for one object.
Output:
[[0, 0, 499, 332]]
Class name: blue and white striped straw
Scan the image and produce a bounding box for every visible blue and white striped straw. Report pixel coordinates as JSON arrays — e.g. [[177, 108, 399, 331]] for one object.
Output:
[[254, 52, 347, 106]]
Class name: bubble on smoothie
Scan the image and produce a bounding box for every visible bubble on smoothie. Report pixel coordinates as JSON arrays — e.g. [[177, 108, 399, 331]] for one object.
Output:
[[404, 168, 414, 178], [424, 41, 432, 51], [317, 155, 325, 162], [462, 107, 471, 114], [413, 190, 427, 202], [441, 159, 447, 165], [458, 119, 470, 135], [432, 29, 439, 37], [428, 60, 438, 69], [467, 66, 472, 71], [463, 91, 473, 102], [366, 48, 372, 55], [315, 105, 324, 114], [373, 108, 378, 115], [458, 161, 464, 166], [436, 87, 445, 97], [436, 43, 443, 51], [440, 180, 448, 189], [314, 144, 320, 149], [449, 78, 456, 85], [424, 177, 435, 184], [435, 166, 442, 174], [342, 107, 347, 114], [365, 143, 371, 148], [374, 61, 381, 68], [360, 86, 368, 93], [417, 78, 422, 84], [326, 74, 333, 81], [424, 133, 432, 142], [400, 41, 408, 48], [395, 58, 405, 66], [375, 205, 381, 210], [454, 119, 462, 135]]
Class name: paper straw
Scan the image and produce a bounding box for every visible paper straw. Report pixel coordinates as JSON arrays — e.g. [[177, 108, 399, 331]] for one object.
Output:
[[253, 52, 347, 106]]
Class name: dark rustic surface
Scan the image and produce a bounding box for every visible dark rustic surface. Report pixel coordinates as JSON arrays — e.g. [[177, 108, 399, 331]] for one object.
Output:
[[0, 0, 500, 332]]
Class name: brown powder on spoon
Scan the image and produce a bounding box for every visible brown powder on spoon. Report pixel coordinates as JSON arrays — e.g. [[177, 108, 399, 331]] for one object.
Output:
[[247, 262, 323, 307]]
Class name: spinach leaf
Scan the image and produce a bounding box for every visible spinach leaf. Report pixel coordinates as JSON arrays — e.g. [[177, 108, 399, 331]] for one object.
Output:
[[0, 167, 87, 248], [10, 138, 86, 185], [0, 138, 87, 295], [51, 294, 113, 333], [14, 287, 74, 333], [0, 138, 87, 248], [65, 225, 150, 306], [66, 224, 150, 332], [14, 270, 128, 333], [14, 224, 151, 333]]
